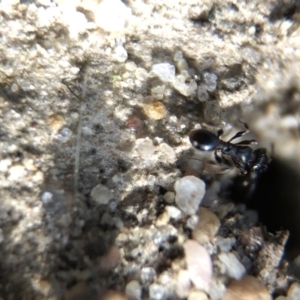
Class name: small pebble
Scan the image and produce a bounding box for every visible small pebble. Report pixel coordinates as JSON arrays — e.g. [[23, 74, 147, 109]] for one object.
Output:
[[279, 20, 293, 36], [165, 206, 182, 220], [135, 138, 155, 159], [218, 252, 246, 280], [94, 0, 132, 32], [141, 267, 156, 284], [0, 158, 11, 172], [287, 281, 300, 300], [240, 255, 252, 271], [127, 116, 144, 132], [158, 143, 176, 163], [176, 58, 189, 72], [184, 239, 212, 292], [208, 279, 227, 300], [149, 283, 167, 300], [70, 67, 80, 75], [90, 184, 113, 205], [125, 61, 137, 72], [188, 4, 212, 21], [197, 85, 209, 102], [203, 72, 218, 92], [32, 279, 52, 297], [62, 10, 88, 39], [11, 82, 19, 92], [163, 191, 175, 204], [155, 210, 170, 227], [99, 245, 120, 272], [192, 207, 220, 244], [40, 190, 67, 214], [125, 280, 142, 300], [8, 164, 27, 181], [188, 290, 208, 300], [217, 236, 236, 252], [223, 275, 271, 300], [143, 101, 167, 120], [116, 232, 128, 244], [153, 224, 177, 245], [173, 50, 183, 60], [32, 171, 44, 183], [130, 247, 141, 259], [173, 74, 197, 97], [174, 176, 206, 215], [151, 85, 165, 100], [135, 67, 148, 81], [112, 45, 128, 63], [186, 215, 199, 230], [108, 199, 118, 212], [176, 270, 191, 298], [159, 271, 173, 286], [57, 127, 72, 143], [150, 63, 175, 83], [41, 191, 53, 205], [23, 158, 36, 171]]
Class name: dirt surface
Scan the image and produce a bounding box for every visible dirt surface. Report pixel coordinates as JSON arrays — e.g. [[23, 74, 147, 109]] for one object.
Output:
[[1, 0, 300, 299]]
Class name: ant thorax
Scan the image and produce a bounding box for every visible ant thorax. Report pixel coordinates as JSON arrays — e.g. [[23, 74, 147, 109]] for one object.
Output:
[[189, 122, 270, 176]]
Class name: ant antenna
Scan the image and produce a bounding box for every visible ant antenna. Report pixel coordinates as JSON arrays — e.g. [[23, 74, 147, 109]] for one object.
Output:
[[62, 66, 89, 199], [74, 72, 88, 196]]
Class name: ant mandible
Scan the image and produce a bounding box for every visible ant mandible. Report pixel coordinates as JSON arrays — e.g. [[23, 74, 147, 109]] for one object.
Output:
[[189, 122, 270, 175]]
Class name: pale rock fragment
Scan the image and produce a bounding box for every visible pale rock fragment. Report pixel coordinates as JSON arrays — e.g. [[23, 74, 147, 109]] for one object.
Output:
[[90, 184, 113, 205], [223, 275, 271, 300], [94, 0, 132, 32], [192, 207, 220, 244], [175, 176, 205, 215], [218, 252, 246, 280], [150, 63, 175, 83], [176, 270, 191, 298], [125, 280, 142, 300], [135, 138, 156, 159], [184, 239, 212, 292]]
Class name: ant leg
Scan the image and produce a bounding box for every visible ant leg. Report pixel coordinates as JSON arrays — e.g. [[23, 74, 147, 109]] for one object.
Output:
[[222, 156, 231, 165], [217, 129, 223, 137], [227, 122, 250, 143], [231, 157, 248, 175], [214, 149, 222, 163], [215, 148, 231, 166], [234, 139, 257, 145], [227, 129, 249, 142], [239, 121, 249, 130]]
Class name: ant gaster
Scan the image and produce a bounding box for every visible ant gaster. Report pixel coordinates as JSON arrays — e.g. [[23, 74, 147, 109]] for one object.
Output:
[[189, 122, 270, 175]]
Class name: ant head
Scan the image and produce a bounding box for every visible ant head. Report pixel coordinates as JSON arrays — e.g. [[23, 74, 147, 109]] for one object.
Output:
[[189, 129, 220, 151]]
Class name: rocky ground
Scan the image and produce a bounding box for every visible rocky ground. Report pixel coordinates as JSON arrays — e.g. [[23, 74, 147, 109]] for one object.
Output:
[[1, 0, 300, 299]]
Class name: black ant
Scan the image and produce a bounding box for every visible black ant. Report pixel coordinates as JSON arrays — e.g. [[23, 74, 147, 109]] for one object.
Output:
[[189, 122, 270, 175]]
